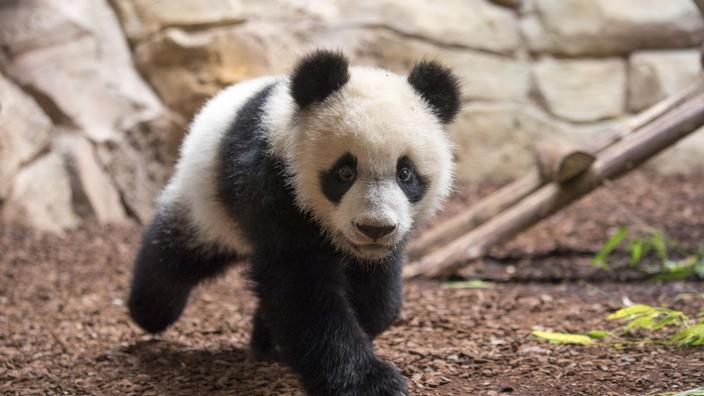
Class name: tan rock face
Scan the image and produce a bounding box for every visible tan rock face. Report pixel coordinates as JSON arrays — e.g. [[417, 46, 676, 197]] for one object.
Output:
[[0, 0, 165, 143], [134, 26, 274, 118], [355, 33, 530, 103], [56, 133, 128, 224], [449, 103, 568, 182], [96, 115, 176, 223], [0, 74, 52, 199], [113, 0, 246, 41], [337, 0, 521, 54], [0, 0, 177, 232], [1, 153, 80, 233], [533, 0, 704, 55], [533, 58, 626, 122], [628, 49, 702, 112]]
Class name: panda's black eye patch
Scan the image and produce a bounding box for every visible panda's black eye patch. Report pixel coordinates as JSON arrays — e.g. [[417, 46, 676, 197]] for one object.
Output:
[[396, 156, 427, 203], [320, 153, 357, 204]]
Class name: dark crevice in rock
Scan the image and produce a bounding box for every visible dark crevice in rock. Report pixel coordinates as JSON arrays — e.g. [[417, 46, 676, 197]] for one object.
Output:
[[12, 82, 77, 127]]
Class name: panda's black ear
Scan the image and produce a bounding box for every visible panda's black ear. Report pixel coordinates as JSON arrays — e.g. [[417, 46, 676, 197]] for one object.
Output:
[[291, 49, 350, 109], [408, 60, 461, 124]]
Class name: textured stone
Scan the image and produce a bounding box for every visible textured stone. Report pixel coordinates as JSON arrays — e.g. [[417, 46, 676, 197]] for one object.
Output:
[[534, 0, 704, 55], [520, 14, 550, 53], [534, 57, 626, 122], [0, 0, 165, 143], [134, 23, 301, 118], [337, 0, 521, 54], [1, 153, 80, 233], [56, 133, 128, 224], [112, 0, 246, 41], [0, 74, 52, 199], [628, 49, 702, 112], [450, 103, 568, 182], [355, 33, 530, 102], [96, 115, 176, 223]]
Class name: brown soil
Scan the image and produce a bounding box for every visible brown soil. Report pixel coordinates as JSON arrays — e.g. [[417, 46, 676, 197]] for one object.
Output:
[[1, 171, 703, 396]]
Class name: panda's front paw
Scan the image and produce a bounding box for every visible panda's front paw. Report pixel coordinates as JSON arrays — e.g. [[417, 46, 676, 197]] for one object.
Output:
[[340, 359, 408, 396]]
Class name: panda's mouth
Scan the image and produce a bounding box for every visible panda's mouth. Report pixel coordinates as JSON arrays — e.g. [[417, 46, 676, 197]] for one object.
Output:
[[348, 240, 394, 257], [332, 232, 395, 260], [351, 242, 388, 250]]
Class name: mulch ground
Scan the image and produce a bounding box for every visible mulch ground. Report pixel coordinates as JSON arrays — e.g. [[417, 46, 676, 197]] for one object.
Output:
[[1, 170, 703, 395]]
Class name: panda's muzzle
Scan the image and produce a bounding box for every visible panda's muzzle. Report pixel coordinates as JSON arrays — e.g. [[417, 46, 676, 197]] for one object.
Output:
[[354, 223, 396, 241]]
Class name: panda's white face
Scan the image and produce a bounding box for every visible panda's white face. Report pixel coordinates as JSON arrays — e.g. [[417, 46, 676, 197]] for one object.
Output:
[[276, 66, 456, 261]]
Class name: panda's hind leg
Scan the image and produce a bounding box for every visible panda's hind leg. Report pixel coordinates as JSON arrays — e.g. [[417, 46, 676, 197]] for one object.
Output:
[[127, 207, 236, 333]]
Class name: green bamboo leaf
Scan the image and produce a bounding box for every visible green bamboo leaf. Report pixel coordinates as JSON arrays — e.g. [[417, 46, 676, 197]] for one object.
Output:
[[628, 239, 644, 267], [659, 387, 704, 396], [532, 330, 594, 345], [444, 279, 493, 289], [650, 232, 669, 261], [670, 322, 704, 347], [606, 304, 655, 320], [584, 330, 610, 339], [593, 226, 628, 270]]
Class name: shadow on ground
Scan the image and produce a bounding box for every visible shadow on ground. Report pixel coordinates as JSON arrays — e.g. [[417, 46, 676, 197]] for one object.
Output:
[[114, 339, 298, 395]]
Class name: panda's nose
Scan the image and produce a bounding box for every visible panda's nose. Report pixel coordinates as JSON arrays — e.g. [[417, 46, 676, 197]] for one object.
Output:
[[355, 223, 396, 240]]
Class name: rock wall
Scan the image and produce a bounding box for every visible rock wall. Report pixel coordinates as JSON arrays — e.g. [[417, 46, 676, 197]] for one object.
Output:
[[1, 0, 703, 231]]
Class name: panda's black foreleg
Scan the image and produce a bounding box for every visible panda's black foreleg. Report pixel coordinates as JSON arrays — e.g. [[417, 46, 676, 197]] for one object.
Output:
[[345, 252, 403, 339], [251, 251, 407, 396], [250, 306, 279, 361], [128, 208, 235, 334]]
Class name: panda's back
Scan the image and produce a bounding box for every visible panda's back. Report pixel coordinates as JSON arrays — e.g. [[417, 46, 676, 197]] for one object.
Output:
[[159, 76, 285, 255]]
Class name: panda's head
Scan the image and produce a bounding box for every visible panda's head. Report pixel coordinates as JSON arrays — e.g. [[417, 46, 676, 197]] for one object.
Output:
[[276, 50, 460, 261]]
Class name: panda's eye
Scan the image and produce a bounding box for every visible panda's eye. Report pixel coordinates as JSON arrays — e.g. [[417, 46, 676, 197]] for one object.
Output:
[[398, 167, 412, 182], [337, 165, 356, 182]]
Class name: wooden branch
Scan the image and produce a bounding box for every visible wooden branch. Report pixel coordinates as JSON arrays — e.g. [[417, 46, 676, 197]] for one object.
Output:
[[406, 82, 703, 261], [407, 171, 542, 261], [534, 138, 595, 183], [404, 81, 704, 278]]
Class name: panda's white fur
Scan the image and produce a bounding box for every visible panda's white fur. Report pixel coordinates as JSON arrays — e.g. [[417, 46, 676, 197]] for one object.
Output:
[[159, 77, 280, 255], [161, 67, 454, 260]]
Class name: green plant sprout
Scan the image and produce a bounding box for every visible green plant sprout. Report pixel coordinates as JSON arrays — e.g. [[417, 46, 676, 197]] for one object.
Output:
[[592, 226, 704, 281]]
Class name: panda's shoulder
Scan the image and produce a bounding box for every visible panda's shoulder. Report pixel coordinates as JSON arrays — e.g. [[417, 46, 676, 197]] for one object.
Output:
[[193, 76, 284, 127]]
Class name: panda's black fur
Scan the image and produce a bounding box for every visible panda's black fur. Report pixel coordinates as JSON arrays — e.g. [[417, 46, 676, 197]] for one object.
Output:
[[128, 50, 461, 396]]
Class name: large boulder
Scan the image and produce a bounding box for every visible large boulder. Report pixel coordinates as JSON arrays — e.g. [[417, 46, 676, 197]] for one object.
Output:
[[0, 0, 165, 143], [354, 32, 530, 103], [533, 0, 704, 56], [449, 103, 569, 182], [335, 0, 521, 54], [55, 133, 128, 224], [95, 115, 177, 223], [133, 25, 282, 119], [0, 74, 52, 199], [0, 0, 179, 230], [111, 0, 247, 41], [1, 153, 80, 233], [628, 49, 702, 112], [533, 57, 626, 122]]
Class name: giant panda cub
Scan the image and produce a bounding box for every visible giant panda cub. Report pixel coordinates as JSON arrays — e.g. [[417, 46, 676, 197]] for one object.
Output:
[[128, 50, 461, 395]]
